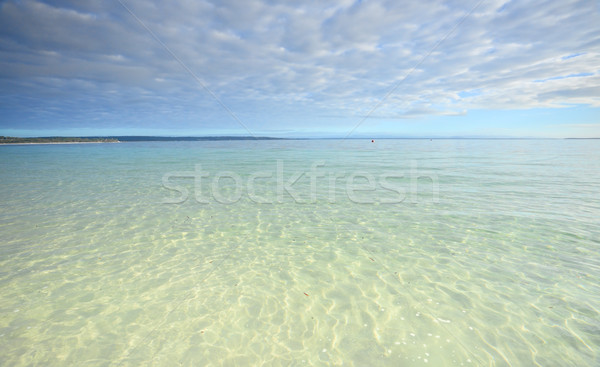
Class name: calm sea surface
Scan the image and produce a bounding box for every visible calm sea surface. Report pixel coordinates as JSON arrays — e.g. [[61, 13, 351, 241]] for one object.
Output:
[[1, 139, 599, 366]]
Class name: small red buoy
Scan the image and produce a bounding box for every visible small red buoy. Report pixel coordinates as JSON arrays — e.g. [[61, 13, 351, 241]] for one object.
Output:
[[371, 139, 374, 143]]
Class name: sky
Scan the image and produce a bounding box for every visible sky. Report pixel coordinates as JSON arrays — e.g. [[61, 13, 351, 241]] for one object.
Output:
[[0, 0, 599, 138]]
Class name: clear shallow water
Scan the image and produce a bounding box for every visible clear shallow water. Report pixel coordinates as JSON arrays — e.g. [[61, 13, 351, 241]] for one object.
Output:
[[1, 139, 599, 366]]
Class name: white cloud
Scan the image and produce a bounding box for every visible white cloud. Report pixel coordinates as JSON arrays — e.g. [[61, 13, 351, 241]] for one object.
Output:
[[0, 0, 598, 131]]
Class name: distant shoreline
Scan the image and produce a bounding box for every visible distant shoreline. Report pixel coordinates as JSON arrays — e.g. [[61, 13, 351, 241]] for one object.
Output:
[[0, 136, 286, 144], [1, 141, 120, 145], [0, 136, 120, 144], [1, 136, 598, 144]]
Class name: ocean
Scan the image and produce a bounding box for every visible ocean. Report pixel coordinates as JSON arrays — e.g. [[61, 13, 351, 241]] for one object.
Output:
[[1, 139, 599, 366]]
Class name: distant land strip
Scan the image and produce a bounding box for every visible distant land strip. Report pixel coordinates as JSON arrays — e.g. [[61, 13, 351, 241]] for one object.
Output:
[[0, 136, 119, 144], [2, 136, 596, 144], [108, 136, 286, 141], [0, 136, 286, 144]]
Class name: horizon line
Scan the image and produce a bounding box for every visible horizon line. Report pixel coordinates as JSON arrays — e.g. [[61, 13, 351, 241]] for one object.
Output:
[[3, 135, 599, 141]]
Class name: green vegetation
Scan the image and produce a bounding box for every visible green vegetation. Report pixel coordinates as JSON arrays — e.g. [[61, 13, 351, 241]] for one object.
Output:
[[0, 136, 119, 144]]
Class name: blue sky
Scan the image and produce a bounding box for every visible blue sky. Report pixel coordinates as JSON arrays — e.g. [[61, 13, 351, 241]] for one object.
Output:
[[0, 0, 599, 138]]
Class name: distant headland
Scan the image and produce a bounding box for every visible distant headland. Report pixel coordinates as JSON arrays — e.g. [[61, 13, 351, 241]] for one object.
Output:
[[0, 136, 286, 144], [0, 136, 119, 144]]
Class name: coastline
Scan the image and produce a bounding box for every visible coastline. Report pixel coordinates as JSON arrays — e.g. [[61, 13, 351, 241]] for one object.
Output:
[[0, 141, 120, 145]]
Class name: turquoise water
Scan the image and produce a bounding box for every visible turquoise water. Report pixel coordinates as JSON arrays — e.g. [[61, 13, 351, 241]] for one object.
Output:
[[1, 139, 599, 366]]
